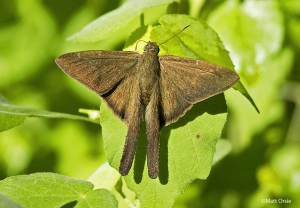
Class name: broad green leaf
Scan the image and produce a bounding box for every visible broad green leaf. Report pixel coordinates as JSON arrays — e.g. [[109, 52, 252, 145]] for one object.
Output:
[[100, 14, 253, 208], [88, 163, 120, 190], [88, 138, 232, 208], [0, 96, 97, 132], [69, 0, 177, 43], [101, 94, 227, 208], [0, 173, 118, 208], [151, 15, 234, 68], [0, 193, 22, 208], [208, 0, 284, 84], [225, 48, 294, 151], [151, 14, 258, 112], [88, 163, 139, 208], [125, 15, 256, 112], [75, 189, 118, 208], [0, 173, 92, 208], [207, 0, 290, 152]]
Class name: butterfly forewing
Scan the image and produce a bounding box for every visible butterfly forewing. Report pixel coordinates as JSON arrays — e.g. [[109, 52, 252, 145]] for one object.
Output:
[[159, 55, 239, 125], [55, 50, 139, 95]]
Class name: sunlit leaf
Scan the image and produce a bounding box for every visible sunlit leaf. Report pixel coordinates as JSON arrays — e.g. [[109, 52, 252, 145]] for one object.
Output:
[[208, 0, 284, 84], [0, 173, 117, 208], [69, 0, 177, 43], [213, 139, 232, 164], [0, 96, 97, 132], [225, 48, 293, 151], [75, 189, 118, 208], [151, 14, 258, 112], [88, 163, 139, 208], [99, 14, 239, 208], [0, 193, 22, 208], [101, 97, 226, 207], [124, 14, 257, 111]]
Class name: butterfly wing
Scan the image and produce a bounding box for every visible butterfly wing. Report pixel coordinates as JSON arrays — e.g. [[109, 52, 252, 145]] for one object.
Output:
[[55, 50, 140, 119], [159, 55, 239, 125]]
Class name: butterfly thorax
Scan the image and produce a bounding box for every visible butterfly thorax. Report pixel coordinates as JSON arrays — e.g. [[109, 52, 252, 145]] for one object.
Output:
[[143, 42, 159, 55], [138, 42, 160, 105]]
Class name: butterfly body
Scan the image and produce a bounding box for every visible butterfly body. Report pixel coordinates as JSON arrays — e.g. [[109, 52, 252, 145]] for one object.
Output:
[[55, 41, 239, 179], [138, 42, 160, 105]]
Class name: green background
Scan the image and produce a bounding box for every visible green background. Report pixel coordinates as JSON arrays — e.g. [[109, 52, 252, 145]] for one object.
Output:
[[0, 0, 300, 207]]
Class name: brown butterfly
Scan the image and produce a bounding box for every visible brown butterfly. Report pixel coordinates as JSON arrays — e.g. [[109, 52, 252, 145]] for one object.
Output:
[[55, 41, 239, 179]]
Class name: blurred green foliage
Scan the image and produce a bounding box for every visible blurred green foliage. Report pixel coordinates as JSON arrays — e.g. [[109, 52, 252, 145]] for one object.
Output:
[[0, 0, 299, 207]]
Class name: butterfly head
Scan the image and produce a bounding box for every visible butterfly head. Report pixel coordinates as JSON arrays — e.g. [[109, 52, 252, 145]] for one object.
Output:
[[144, 42, 160, 55]]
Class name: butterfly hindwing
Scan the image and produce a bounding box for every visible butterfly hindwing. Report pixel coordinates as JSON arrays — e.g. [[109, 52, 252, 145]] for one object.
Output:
[[102, 75, 137, 120], [159, 55, 239, 125]]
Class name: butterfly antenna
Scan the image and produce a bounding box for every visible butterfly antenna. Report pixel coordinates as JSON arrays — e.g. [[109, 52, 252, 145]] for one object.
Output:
[[135, 39, 148, 51], [158, 25, 190, 45]]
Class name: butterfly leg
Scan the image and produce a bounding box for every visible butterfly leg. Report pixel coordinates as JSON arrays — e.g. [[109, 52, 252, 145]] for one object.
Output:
[[145, 83, 160, 179], [119, 83, 142, 176]]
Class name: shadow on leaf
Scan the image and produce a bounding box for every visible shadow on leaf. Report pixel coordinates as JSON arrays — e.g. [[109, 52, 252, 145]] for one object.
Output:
[[133, 93, 226, 184]]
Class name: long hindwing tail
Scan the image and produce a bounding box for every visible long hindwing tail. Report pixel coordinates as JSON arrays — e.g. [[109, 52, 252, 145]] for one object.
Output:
[[119, 81, 142, 176], [145, 83, 160, 179], [159, 55, 239, 125]]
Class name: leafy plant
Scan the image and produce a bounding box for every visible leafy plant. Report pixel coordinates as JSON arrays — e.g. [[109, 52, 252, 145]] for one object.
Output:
[[0, 173, 117, 208], [1, 0, 297, 207]]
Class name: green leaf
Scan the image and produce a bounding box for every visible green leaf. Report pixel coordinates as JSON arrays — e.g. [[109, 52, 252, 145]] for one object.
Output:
[[125, 14, 256, 111], [151, 15, 234, 68], [88, 163, 139, 208], [208, 0, 284, 112], [0, 173, 92, 208], [88, 163, 120, 190], [213, 139, 232, 164], [75, 189, 118, 208], [151, 14, 258, 112], [0, 173, 118, 208], [69, 0, 177, 43], [208, 0, 284, 84], [226, 48, 294, 151], [207, 0, 290, 151], [100, 14, 256, 208], [101, 95, 227, 208], [0, 114, 25, 132], [0, 193, 23, 208], [0, 96, 97, 131]]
